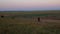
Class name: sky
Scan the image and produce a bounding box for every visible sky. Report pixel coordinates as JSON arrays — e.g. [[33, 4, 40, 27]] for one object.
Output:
[[0, 0, 60, 11]]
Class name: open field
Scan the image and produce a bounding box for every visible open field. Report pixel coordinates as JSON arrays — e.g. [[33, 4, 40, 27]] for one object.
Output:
[[0, 10, 60, 34]]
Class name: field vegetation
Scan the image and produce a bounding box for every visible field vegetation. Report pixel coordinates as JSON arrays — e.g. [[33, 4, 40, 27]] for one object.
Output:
[[0, 11, 60, 34]]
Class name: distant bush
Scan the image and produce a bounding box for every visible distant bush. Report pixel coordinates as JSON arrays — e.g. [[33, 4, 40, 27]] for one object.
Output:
[[1, 16, 4, 18]]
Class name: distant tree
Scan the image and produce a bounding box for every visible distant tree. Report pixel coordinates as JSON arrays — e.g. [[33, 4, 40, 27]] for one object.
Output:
[[1, 16, 4, 18]]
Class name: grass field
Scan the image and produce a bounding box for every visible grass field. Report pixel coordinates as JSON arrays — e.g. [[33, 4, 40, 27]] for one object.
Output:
[[0, 11, 60, 34]]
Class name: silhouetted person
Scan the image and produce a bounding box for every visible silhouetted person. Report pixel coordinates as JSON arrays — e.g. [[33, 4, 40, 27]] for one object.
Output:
[[1, 16, 4, 18], [38, 17, 40, 22]]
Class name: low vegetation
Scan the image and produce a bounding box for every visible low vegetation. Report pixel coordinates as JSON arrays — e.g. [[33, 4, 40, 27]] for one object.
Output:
[[0, 11, 60, 34]]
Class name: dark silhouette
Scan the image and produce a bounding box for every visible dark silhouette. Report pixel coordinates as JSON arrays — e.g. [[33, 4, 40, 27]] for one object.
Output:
[[38, 17, 40, 22], [1, 16, 4, 18]]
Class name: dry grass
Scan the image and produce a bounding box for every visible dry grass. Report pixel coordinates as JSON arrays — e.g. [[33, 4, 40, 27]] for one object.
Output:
[[0, 17, 60, 34], [0, 11, 60, 34]]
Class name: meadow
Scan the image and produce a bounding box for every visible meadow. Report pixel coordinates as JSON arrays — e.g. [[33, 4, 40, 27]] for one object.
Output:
[[0, 10, 60, 34]]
